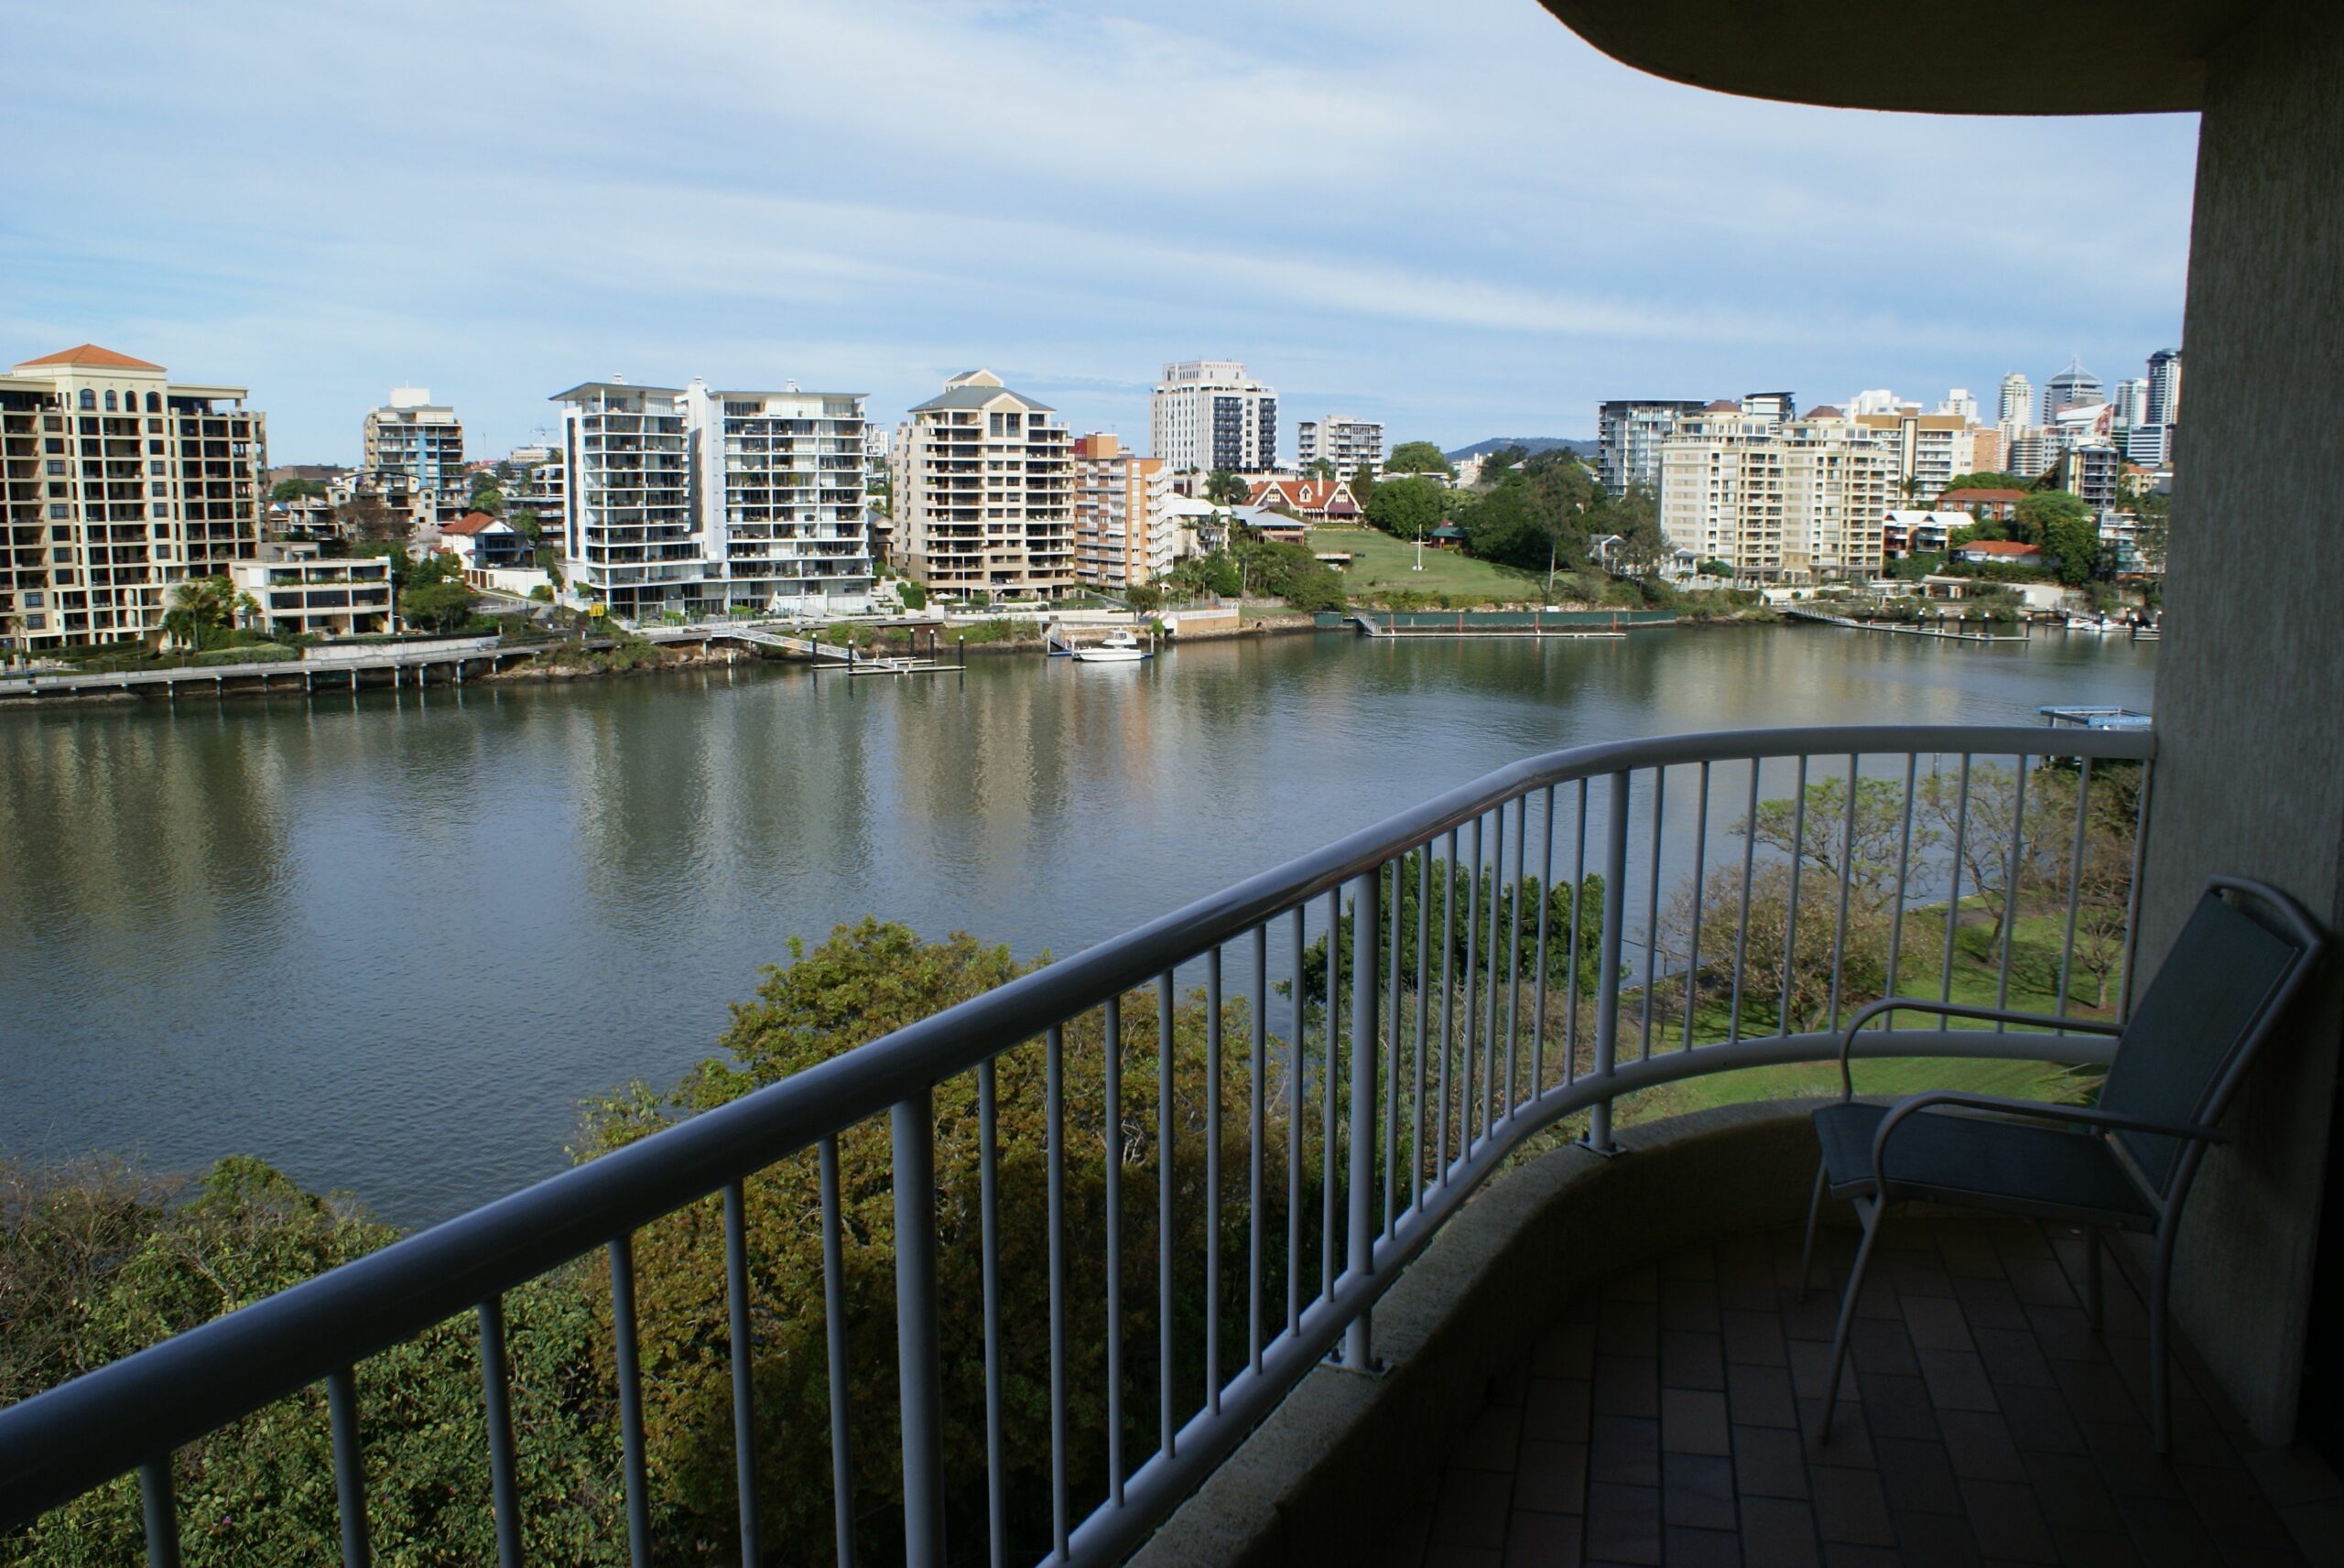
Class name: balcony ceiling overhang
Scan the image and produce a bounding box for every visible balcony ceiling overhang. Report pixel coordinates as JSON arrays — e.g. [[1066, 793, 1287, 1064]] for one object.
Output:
[[1533, 0, 2273, 114]]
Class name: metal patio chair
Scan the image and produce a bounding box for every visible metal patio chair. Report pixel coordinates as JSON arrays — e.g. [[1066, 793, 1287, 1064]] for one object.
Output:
[[1796, 875, 2325, 1453]]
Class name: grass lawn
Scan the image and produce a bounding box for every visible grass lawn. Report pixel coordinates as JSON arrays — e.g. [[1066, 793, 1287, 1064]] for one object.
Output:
[[1308, 526, 1546, 603]]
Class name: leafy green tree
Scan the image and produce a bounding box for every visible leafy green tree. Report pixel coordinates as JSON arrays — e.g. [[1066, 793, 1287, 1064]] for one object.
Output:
[[895, 577, 928, 611], [1384, 441, 1454, 478], [160, 577, 254, 650], [509, 507, 543, 546], [2015, 491, 2100, 585], [1297, 850, 1612, 1009], [1203, 470, 1251, 506], [576, 919, 1323, 1566], [1123, 582, 1165, 612], [1304, 458, 1337, 481], [0, 1156, 624, 1567], [1167, 552, 1242, 600], [1944, 471, 2035, 493], [1232, 537, 1346, 611], [1364, 475, 1443, 541], [1349, 462, 1377, 505], [269, 478, 326, 503]]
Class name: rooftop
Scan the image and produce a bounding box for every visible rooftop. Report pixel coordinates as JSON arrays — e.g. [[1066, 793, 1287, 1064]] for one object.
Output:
[[14, 344, 165, 372]]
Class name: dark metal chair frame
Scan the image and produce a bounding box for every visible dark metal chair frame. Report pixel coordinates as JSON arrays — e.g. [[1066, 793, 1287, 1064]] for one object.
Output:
[[1796, 875, 2325, 1453]]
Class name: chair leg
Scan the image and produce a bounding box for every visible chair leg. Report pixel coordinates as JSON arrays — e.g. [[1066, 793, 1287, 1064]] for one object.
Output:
[[1818, 1197, 1883, 1440], [2149, 1245, 2174, 1455], [1796, 1159, 1829, 1302], [2083, 1227, 2104, 1334]]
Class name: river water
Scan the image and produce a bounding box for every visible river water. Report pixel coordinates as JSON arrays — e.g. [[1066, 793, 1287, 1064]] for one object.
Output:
[[0, 628, 2155, 1226]]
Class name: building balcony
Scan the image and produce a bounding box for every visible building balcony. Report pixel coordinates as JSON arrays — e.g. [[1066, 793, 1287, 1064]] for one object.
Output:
[[12, 722, 2299, 1566]]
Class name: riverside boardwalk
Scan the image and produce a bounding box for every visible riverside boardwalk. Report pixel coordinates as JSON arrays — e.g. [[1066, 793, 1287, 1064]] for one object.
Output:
[[0, 635, 517, 704]]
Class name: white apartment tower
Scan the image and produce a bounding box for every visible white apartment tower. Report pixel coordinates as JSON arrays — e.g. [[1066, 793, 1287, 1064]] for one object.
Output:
[[1656, 404, 1894, 583], [1150, 361, 1277, 473], [1998, 373, 2034, 428], [551, 376, 872, 622], [892, 370, 1075, 600], [0, 344, 266, 649], [1295, 415, 1384, 477], [2145, 348, 2183, 426], [1597, 400, 1707, 492], [360, 388, 463, 523]]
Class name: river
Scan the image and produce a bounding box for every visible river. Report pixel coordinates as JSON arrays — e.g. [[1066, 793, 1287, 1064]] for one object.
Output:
[[0, 627, 2154, 1226]]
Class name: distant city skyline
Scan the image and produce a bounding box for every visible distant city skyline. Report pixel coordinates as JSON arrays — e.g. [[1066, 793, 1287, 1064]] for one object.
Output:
[[2, 0, 2195, 461]]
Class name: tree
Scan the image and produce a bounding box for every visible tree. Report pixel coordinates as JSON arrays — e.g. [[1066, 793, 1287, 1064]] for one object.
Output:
[[1945, 471, 2035, 493], [1203, 470, 1251, 507], [337, 495, 405, 544], [2130, 489, 2170, 577], [1167, 551, 1242, 600], [269, 478, 326, 503], [160, 576, 254, 650], [1349, 462, 1377, 506], [1123, 582, 1165, 612], [2015, 491, 2100, 585], [576, 919, 1321, 1566], [0, 1156, 624, 1567], [1385, 441, 1455, 479], [1304, 458, 1337, 482], [1364, 475, 1444, 542], [1742, 775, 1942, 917]]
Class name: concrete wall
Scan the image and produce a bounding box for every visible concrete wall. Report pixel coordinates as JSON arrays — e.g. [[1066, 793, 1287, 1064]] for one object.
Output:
[[2142, 0, 2344, 1445]]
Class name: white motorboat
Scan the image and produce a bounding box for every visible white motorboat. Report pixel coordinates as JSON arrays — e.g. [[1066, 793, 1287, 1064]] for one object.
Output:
[[1071, 628, 1151, 663]]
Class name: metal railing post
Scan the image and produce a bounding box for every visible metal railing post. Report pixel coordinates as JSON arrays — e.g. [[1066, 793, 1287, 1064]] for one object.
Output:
[[1585, 772, 1631, 1152], [893, 1091, 946, 1568], [1343, 869, 1380, 1369]]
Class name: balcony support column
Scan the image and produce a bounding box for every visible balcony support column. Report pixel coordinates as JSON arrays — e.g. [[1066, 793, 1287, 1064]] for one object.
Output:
[[2141, 0, 2344, 1446]]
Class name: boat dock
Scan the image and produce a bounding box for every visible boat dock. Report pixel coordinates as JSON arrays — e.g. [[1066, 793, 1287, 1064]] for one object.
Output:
[[0, 635, 528, 704], [1781, 606, 2028, 643]]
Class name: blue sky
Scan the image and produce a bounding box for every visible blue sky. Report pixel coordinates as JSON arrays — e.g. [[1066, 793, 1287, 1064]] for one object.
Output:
[[2, 0, 2198, 462]]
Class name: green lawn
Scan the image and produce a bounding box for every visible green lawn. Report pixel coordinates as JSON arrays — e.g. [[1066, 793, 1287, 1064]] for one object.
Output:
[[1308, 525, 1546, 603]]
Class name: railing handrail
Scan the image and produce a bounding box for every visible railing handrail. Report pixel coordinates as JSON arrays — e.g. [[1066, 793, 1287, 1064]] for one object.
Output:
[[0, 721, 2155, 1534]]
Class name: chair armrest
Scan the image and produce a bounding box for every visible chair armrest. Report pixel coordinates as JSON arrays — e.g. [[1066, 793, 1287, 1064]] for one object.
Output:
[[1870, 1090, 2228, 1190], [1832, 999, 2122, 1100]]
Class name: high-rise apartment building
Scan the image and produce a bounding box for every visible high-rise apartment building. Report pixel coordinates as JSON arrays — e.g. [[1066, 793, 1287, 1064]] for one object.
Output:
[[2006, 428, 2057, 478], [360, 388, 463, 524], [2053, 442, 2122, 514], [2145, 347, 2183, 426], [893, 370, 1075, 600], [2041, 356, 2104, 422], [1656, 404, 1893, 582], [1295, 415, 1384, 477], [1596, 400, 1706, 493], [2113, 378, 2151, 428], [1151, 361, 1277, 473], [1069, 433, 1173, 591], [1998, 373, 2034, 428], [1852, 411, 1977, 503], [1938, 388, 1980, 424], [1740, 391, 1797, 427], [550, 375, 873, 622], [0, 344, 266, 649]]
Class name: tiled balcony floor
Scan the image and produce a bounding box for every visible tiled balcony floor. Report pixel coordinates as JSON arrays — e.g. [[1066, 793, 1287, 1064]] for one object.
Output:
[[1374, 1217, 2339, 1567]]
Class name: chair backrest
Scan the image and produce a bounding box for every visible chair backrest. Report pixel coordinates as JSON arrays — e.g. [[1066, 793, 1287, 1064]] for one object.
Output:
[[2101, 878, 2323, 1198]]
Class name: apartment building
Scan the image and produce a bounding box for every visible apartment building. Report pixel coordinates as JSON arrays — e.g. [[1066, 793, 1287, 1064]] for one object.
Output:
[[550, 377, 874, 622], [1151, 361, 1277, 473], [1595, 400, 1706, 493], [505, 444, 566, 525], [1997, 373, 2033, 427], [360, 389, 464, 525], [892, 370, 1075, 600], [230, 548, 391, 638], [2145, 347, 2183, 426], [1656, 402, 1893, 582], [0, 344, 266, 649], [2041, 356, 2103, 421], [1295, 415, 1384, 477], [1069, 433, 1172, 591], [1851, 410, 1977, 503]]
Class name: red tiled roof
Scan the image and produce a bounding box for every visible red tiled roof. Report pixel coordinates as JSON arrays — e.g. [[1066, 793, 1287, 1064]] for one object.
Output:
[[1703, 399, 1739, 412], [16, 343, 165, 371], [440, 511, 503, 535], [1806, 406, 1843, 418], [1961, 540, 2040, 556], [1940, 487, 2027, 503]]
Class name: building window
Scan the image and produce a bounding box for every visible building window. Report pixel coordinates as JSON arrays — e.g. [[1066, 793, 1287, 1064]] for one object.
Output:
[[103, 390, 117, 412]]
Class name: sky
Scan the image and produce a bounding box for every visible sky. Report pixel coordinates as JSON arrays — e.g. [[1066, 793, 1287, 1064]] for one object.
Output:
[[1, 0, 2198, 463]]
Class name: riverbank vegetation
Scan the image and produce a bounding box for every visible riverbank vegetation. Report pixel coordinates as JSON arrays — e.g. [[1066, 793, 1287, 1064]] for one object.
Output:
[[1, 760, 2137, 1563]]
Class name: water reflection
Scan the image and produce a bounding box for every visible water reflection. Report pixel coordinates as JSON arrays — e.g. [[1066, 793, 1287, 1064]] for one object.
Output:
[[0, 630, 2154, 1224]]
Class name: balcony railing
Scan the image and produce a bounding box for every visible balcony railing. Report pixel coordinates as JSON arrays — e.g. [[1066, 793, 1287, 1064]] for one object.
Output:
[[0, 723, 2155, 1568]]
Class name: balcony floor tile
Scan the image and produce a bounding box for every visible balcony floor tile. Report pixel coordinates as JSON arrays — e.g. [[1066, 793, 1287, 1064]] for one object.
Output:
[[1377, 1220, 2323, 1566]]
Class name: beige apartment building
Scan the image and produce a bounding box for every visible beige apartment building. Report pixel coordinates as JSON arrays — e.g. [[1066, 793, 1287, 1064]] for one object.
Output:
[[0, 344, 266, 650], [1851, 409, 1979, 502], [230, 548, 392, 638], [1657, 401, 1893, 582], [1069, 433, 1172, 591], [891, 371, 1074, 600], [360, 388, 464, 527]]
